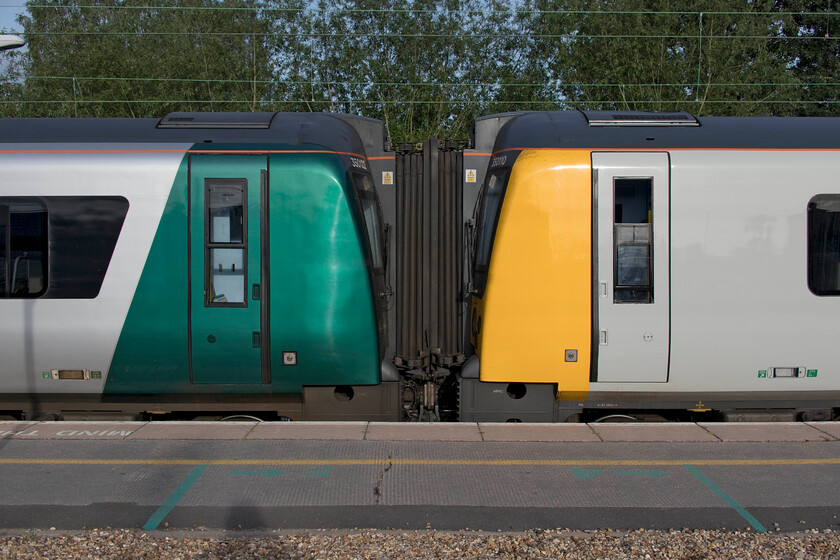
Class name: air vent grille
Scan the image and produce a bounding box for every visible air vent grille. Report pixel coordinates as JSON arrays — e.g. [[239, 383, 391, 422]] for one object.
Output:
[[157, 112, 276, 129], [583, 110, 699, 127]]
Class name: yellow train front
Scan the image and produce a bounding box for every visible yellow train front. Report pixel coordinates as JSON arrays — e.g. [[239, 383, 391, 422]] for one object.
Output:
[[462, 110, 840, 422]]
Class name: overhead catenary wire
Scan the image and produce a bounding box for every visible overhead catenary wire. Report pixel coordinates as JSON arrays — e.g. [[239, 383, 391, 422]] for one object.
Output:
[[2, 3, 839, 16], [13, 76, 840, 88], [4, 99, 840, 105], [1, 4, 838, 136]]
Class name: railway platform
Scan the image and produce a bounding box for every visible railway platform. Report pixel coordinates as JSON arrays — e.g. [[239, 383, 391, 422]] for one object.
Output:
[[0, 421, 839, 533]]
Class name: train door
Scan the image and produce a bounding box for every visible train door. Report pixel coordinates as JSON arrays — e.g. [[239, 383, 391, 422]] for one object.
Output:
[[189, 154, 269, 384], [593, 152, 670, 383]]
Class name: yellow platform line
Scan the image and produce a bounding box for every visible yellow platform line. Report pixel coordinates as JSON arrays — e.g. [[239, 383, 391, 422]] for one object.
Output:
[[1, 458, 839, 467]]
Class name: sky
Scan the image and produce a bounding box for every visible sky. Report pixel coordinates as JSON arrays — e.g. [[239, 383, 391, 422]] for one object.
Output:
[[0, 2, 23, 35], [0, 2, 24, 74]]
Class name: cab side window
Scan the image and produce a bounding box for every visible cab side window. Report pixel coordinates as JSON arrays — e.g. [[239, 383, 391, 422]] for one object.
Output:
[[353, 173, 385, 271], [472, 169, 510, 296]]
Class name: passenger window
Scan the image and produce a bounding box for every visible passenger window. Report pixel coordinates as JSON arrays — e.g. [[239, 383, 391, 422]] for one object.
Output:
[[808, 194, 840, 296], [206, 179, 246, 305], [614, 178, 653, 303], [0, 201, 48, 298]]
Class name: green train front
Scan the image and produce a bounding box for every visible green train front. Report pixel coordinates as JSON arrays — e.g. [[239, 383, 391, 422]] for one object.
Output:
[[0, 112, 396, 420]]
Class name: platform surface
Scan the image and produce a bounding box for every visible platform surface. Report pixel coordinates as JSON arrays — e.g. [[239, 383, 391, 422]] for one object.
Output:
[[2, 420, 836, 442], [0, 421, 839, 533]]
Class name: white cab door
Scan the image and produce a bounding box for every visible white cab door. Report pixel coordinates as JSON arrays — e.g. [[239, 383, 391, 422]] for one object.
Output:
[[594, 152, 670, 383]]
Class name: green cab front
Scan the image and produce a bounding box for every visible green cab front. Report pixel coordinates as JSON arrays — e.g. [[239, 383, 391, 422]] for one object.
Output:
[[106, 146, 385, 395]]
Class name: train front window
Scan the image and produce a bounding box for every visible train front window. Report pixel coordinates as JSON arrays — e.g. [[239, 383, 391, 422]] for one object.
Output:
[[808, 194, 840, 296], [0, 201, 48, 299]]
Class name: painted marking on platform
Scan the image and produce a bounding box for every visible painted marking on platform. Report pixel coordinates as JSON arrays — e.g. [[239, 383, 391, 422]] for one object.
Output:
[[685, 464, 767, 533], [572, 468, 603, 479], [2, 458, 840, 467], [229, 470, 286, 477], [142, 465, 207, 531], [227, 467, 333, 478], [54, 430, 133, 437], [305, 466, 334, 478], [572, 468, 667, 479], [613, 470, 667, 477]]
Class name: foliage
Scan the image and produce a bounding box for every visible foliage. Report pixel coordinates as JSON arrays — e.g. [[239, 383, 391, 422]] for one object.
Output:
[[1, 0, 839, 141], [532, 0, 801, 115], [773, 0, 840, 115], [4, 0, 272, 117]]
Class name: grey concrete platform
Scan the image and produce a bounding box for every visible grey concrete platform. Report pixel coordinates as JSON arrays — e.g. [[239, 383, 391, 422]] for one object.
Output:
[[699, 422, 836, 442], [0, 437, 838, 533], [365, 422, 483, 441], [479, 423, 600, 442], [2, 420, 838, 442], [1, 421, 839, 533], [591, 422, 721, 442], [248, 422, 368, 440]]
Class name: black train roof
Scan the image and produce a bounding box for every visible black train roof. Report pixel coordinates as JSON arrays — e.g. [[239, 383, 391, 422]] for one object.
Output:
[[486, 110, 840, 151], [0, 112, 375, 155]]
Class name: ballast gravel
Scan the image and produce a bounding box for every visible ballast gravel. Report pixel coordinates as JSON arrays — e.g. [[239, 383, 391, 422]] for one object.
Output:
[[1, 528, 840, 559]]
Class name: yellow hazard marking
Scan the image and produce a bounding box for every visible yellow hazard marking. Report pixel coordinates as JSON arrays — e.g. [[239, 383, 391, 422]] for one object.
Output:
[[1, 458, 839, 467]]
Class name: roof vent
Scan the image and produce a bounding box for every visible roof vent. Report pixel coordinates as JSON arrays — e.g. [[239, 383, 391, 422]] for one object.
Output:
[[583, 110, 699, 127], [157, 112, 276, 129]]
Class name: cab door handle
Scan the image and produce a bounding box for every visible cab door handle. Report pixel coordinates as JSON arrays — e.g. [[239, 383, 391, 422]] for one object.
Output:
[[252, 283, 261, 300]]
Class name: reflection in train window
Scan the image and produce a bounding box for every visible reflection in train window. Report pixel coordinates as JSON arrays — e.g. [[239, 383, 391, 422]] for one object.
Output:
[[808, 194, 840, 296]]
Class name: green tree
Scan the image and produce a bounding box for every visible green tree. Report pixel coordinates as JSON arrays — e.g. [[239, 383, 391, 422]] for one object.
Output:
[[302, 0, 481, 142], [5, 0, 833, 126], [773, 0, 840, 115], [467, 0, 555, 115], [3, 0, 273, 118], [291, 0, 555, 143], [531, 0, 799, 115]]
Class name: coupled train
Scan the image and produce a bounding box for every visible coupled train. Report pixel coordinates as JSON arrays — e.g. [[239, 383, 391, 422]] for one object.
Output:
[[1, 109, 839, 422]]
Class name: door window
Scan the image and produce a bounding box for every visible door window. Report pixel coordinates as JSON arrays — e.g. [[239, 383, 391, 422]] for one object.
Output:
[[614, 178, 653, 303], [206, 179, 247, 305]]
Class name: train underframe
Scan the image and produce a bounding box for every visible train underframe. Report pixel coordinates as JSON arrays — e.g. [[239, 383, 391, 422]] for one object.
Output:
[[1, 372, 837, 422]]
